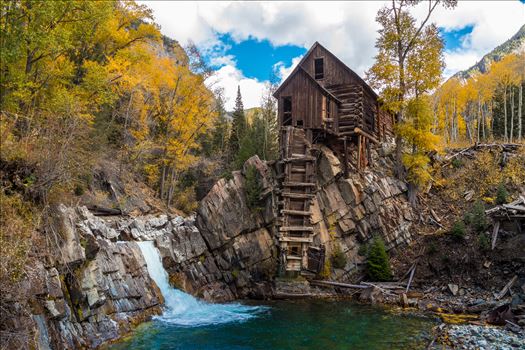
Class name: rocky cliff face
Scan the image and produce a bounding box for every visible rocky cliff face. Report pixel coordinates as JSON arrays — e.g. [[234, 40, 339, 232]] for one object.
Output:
[[159, 156, 279, 301], [4, 140, 415, 349], [311, 144, 414, 279], [192, 142, 415, 285], [3, 206, 164, 349]]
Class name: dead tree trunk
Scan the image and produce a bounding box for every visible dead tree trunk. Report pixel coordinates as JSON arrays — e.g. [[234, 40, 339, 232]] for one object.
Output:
[[504, 86, 508, 142], [518, 83, 522, 142], [510, 87, 515, 143]]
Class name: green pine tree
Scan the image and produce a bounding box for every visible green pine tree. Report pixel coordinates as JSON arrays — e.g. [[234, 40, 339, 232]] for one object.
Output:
[[367, 237, 392, 281], [210, 94, 230, 157], [229, 86, 246, 158]]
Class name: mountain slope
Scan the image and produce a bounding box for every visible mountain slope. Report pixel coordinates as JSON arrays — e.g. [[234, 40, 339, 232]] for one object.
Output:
[[453, 24, 525, 80]]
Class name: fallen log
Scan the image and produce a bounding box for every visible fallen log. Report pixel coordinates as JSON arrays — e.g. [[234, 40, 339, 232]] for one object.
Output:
[[86, 205, 122, 216], [406, 265, 416, 293], [310, 280, 368, 289], [496, 275, 518, 300]]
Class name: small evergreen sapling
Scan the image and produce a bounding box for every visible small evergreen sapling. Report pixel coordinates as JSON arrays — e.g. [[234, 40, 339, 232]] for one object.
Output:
[[496, 183, 508, 205], [331, 244, 347, 269], [450, 220, 466, 241], [366, 237, 392, 281], [470, 201, 488, 233]]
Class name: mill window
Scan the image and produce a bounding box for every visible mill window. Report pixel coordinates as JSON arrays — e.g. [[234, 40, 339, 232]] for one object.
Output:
[[283, 96, 292, 126], [314, 58, 324, 80]]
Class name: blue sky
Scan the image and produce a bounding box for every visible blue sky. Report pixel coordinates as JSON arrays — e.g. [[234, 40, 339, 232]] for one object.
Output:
[[213, 25, 475, 83], [212, 34, 306, 82], [142, 1, 525, 109], [440, 25, 474, 52]]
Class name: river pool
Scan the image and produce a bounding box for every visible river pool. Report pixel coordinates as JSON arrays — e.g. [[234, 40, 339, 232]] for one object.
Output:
[[112, 241, 436, 350]]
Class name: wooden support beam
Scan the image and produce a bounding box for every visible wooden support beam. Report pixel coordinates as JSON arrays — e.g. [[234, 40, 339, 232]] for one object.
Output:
[[357, 134, 362, 171], [354, 127, 379, 144], [343, 136, 349, 178], [281, 192, 315, 199]]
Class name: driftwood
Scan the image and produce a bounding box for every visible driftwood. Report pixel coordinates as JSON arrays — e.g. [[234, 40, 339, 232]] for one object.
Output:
[[310, 280, 368, 289], [496, 275, 518, 300], [491, 221, 500, 250], [406, 265, 416, 293], [360, 281, 405, 290], [445, 143, 521, 162]]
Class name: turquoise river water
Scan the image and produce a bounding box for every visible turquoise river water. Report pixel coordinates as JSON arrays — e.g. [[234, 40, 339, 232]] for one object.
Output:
[[110, 242, 436, 350]]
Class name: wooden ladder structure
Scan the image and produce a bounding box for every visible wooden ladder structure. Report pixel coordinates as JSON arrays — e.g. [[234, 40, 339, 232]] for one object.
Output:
[[277, 126, 316, 273]]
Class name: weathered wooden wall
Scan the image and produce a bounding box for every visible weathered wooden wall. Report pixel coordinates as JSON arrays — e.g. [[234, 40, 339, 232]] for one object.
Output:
[[277, 68, 325, 129]]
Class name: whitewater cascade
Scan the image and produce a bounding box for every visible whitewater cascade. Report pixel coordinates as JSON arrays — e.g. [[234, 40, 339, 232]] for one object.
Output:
[[137, 241, 267, 326]]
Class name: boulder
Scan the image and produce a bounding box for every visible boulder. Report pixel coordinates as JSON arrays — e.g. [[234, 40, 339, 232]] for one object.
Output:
[[448, 284, 459, 296]]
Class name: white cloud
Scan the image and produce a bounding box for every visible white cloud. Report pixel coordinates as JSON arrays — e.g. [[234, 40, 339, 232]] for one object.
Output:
[[274, 55, 303, 82], [141, 1, 524, 101], [206, 65, 266, 110], [412, 1, 525, 78]]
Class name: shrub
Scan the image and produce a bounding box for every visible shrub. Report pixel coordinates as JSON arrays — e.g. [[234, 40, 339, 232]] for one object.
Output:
[[495, 182, 508, 205], [331, 244, 347, 269], [0, 190, 35, 283], [470, 201, 488, 233], [478, 233, 490, 251], [74, 184, 85, 196], [366, 237, 392, 281], [451, 158, 463, 168], [245, 165, 263, 212], [319, 259, 331, 279], [450, 221, 466, 241]]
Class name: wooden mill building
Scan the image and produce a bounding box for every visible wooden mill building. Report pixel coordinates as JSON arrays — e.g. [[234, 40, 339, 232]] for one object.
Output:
[[273, 42, 394, 274]]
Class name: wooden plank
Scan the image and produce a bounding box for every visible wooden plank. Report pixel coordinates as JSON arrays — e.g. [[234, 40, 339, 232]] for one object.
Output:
[[282, 182, 316, 187], [279, 236, 314, 243], [281, 192, 315, 199], [281, 209, 312, 216], [279, 226, 314, 232], [286, 255, 302, 260], [281, 156, 316, 163], [491, 221, 500, 250]]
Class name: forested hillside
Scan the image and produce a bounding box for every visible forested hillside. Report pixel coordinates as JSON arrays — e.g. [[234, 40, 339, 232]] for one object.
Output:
[[0, 0, 280, 296]]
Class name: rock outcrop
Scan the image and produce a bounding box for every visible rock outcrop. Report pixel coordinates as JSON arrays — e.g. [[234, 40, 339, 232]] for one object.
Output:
[[161, 156, 279, 301], [310, 144, 414, 280], [3, 206, 163, 350], [192, 143, 415, 285]]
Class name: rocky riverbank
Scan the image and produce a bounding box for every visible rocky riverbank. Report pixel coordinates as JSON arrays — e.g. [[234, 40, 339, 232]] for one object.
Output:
[[433, 324, 524, 349]]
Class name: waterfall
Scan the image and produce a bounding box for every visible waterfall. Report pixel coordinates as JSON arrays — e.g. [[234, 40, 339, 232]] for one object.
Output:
[[137, 241, 267, 327]]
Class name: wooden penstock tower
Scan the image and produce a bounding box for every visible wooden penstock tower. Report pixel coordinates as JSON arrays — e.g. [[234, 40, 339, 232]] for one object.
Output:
[[273, 42, 394, 274]]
